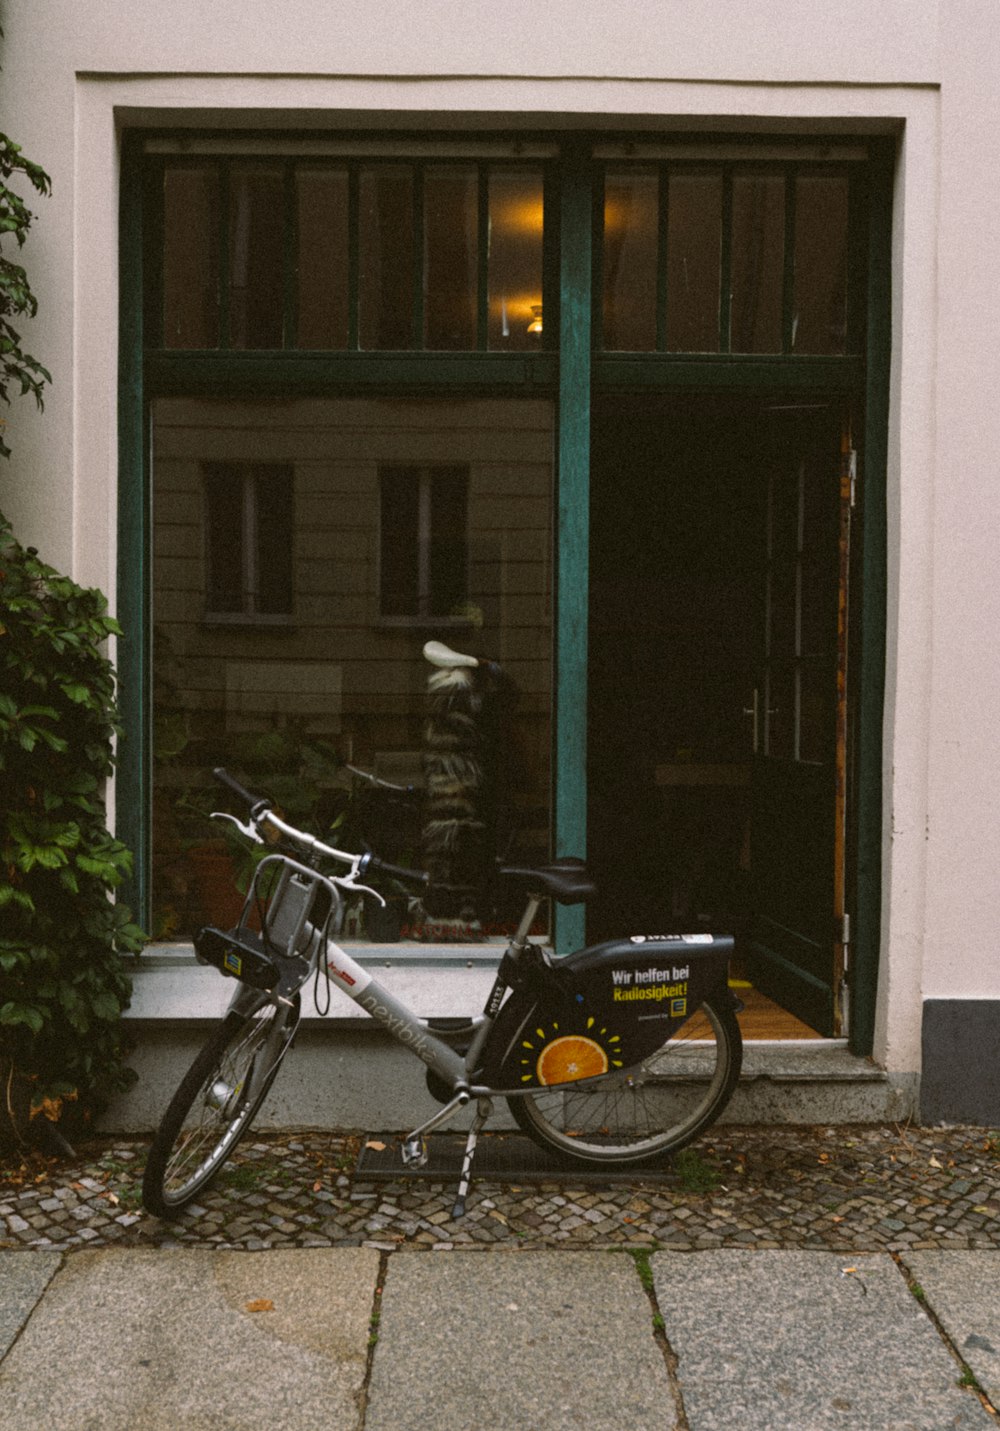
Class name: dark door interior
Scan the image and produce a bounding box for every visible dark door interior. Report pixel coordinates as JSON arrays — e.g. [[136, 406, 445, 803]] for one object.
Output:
[[588, 394, 849, 1035]]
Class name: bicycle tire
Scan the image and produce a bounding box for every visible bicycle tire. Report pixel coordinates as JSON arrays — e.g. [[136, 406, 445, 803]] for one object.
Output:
[[508, 994, 741, 1167], [142, 998, 300, 1218]]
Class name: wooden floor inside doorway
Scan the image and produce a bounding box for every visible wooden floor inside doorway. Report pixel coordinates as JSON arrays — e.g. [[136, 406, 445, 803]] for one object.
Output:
[[732, 982, 823, 1039]]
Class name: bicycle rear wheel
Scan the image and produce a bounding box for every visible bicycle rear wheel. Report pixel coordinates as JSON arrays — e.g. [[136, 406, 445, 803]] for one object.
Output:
[[142, 997, 300, 1218], [508, 995, 741, 1167]]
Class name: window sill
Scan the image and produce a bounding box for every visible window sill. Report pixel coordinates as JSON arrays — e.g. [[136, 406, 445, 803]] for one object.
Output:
[[202, 612, 296, 629], [127, 940, 513, 1028], [374, 616, 475, 632]]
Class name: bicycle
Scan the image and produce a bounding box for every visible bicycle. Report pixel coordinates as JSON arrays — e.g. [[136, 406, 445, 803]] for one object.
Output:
[[142, 767, 743, 1220]]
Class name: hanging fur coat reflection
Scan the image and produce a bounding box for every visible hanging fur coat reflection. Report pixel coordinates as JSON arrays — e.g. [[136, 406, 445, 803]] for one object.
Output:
[[421, 661, 514, 934]]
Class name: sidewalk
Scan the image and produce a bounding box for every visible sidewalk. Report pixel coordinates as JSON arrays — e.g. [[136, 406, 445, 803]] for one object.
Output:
[[2, 1125, 999, 1429]]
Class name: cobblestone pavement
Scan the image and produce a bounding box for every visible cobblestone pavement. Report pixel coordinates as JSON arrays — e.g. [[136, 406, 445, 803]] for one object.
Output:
[[2, 1123, 998, 1254]]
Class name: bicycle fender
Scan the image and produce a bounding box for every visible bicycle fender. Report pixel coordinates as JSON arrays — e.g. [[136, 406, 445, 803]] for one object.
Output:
[[481, 933, 733, 1090]]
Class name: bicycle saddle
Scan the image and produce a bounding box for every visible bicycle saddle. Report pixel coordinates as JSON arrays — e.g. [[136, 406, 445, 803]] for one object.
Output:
[[499, 861, 597, 905], [423, 639, 479, 669]]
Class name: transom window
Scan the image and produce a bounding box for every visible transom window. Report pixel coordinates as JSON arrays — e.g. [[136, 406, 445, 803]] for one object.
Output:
[[158, 158, 546, 353], [598, 162, 861, 355]]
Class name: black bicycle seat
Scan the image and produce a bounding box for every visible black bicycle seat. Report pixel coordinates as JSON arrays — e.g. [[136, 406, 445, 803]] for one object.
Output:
[[499, 861, 596, 905]]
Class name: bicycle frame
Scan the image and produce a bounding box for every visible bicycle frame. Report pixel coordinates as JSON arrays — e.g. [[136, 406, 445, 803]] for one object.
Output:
[[236, 849, 540, 1102]]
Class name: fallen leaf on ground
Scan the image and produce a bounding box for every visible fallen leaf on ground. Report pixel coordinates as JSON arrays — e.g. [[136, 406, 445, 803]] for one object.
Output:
[[928, 1156, 943, 1169], [245, 1299, 274, 1313], [366, 1140, 386, 1152]]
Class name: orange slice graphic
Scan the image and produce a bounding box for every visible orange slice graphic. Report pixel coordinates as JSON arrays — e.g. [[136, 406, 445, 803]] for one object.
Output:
[[536, 1035, 609, 1086]]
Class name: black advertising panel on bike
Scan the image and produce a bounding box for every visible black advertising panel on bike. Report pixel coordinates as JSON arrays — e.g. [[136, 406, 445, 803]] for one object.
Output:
[[481, 934, 734, 1090]]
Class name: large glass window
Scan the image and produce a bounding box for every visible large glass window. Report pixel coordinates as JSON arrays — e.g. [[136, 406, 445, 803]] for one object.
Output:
[[151, 397, 554, 941]]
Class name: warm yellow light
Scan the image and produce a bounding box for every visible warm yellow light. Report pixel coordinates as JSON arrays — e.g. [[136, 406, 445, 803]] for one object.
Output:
[[527, 304, 543, 335]]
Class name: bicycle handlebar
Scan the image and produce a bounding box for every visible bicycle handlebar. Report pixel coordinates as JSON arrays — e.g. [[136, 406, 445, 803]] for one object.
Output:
[[213, 766, 272, 813], [359, 852, 430, 889], [212, 766, 429, 888]]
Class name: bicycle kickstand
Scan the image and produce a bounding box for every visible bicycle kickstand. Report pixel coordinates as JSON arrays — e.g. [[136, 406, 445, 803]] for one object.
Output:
[[452, 1097, 493, 1220]]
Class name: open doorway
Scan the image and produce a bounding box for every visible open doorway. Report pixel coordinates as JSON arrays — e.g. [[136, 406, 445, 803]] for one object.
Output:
[[588, 393, 852, 1038]]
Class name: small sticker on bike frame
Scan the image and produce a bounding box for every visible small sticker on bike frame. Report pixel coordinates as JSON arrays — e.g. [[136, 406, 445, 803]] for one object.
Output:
[[223, 950, 242, 976]]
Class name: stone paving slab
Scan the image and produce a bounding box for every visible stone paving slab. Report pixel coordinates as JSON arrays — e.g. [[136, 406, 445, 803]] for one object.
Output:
[[366, 1250, 672, 1431], [903, 1251, 1000, 1411], [0, 1251, 61, 1357], [0, 1248, 378, 1430], [654, 1249, 993, 1430]]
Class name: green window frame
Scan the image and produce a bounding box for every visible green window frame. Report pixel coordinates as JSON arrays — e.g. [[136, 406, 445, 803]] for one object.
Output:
[[118, 131, 892, 1047]]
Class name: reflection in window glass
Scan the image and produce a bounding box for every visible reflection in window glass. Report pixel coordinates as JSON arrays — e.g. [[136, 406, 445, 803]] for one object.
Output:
[[163, 167, 220, 348], [296, 169, 349, 349], [666, 174, 722, 352], [424, 167, 478, 350], [730, 175, 785, 353], [602, 170, 658, 351], [204, 464, 294, 616], [487, 170, 544, 350], [229, 167, 285, 349], [360, 167, 415, 349], [793, 175, 850, 354], [380, 466, 468, 616], [151, 397, 554, 940]]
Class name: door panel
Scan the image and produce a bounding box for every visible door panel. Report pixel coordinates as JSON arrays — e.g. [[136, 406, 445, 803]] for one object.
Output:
[[746, 407, 852, 1036]]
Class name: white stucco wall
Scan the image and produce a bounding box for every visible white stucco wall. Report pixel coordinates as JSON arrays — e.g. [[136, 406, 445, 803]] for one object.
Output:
[[2, 1, 999, 1080]]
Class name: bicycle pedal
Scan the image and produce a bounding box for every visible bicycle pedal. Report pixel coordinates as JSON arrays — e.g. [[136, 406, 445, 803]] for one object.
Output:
[[401, 1136, 428, 1168]]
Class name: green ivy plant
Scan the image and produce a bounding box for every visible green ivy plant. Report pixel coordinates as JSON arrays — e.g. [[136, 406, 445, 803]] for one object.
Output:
[[0, 518, 144, 1148], [0, 129, 51, 457]]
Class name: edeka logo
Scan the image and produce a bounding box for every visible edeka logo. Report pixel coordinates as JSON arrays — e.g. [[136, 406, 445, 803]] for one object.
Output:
[[357, 990, 435, 1065]]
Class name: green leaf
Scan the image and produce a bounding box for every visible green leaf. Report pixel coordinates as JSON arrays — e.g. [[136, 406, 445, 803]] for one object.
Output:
[[0, 1001, 44, 1034]]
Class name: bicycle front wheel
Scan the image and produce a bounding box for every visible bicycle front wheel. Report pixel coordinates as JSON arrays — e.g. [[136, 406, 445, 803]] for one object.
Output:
[[142, 998, 300, 1218], [508, 995, 741, 1167]]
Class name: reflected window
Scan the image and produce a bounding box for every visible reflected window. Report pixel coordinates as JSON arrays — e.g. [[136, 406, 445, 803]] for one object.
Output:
[[204, 463, 294, 618], [380, 465, 469, 619]]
